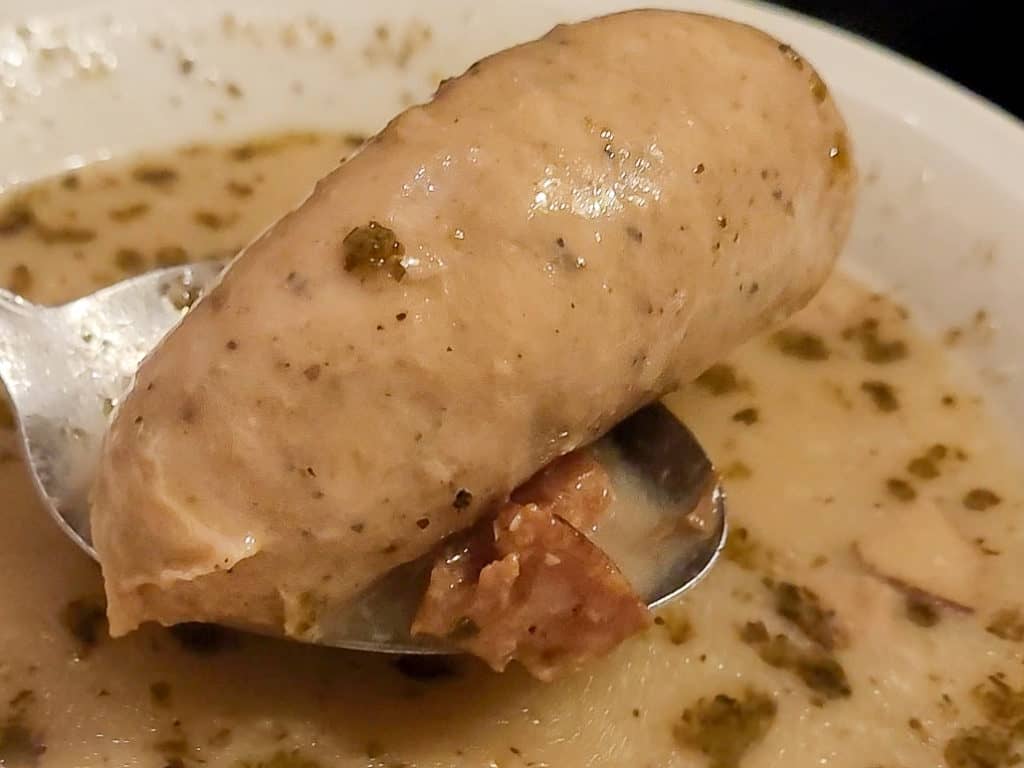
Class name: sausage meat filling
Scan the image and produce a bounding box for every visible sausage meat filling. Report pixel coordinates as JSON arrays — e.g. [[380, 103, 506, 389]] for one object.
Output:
[[413, 451, 650, 679]]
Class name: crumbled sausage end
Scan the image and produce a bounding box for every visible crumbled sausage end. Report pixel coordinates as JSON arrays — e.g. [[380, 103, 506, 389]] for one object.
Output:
[[509, 449, 613, 531], [412, 450, 650, 680]]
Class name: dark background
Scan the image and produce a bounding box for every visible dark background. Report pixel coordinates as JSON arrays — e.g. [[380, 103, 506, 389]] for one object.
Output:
[[769, 1, 1020, 119]]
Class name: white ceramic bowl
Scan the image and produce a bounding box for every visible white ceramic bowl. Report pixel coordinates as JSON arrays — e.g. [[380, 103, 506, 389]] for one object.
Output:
[[2, 0, 1022, 431]]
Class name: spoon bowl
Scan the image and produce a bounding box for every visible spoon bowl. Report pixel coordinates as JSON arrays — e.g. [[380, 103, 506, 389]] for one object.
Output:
[[0, 263, 224, 554], [0, 266, 727, 654]]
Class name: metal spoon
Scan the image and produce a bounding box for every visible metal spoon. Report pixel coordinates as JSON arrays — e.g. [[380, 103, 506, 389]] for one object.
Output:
[[0, 265, 727, 654]]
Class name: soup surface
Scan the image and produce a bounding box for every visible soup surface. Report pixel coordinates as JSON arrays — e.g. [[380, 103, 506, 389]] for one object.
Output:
[[1, 133, 1022, 768]]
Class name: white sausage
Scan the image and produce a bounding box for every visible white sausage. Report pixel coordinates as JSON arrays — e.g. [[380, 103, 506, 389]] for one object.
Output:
[[92, 10, 856, 638]]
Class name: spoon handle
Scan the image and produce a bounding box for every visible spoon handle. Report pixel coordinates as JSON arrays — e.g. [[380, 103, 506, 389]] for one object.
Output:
[[0, 287, 36, 318], [0, 289, 40, 392]]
